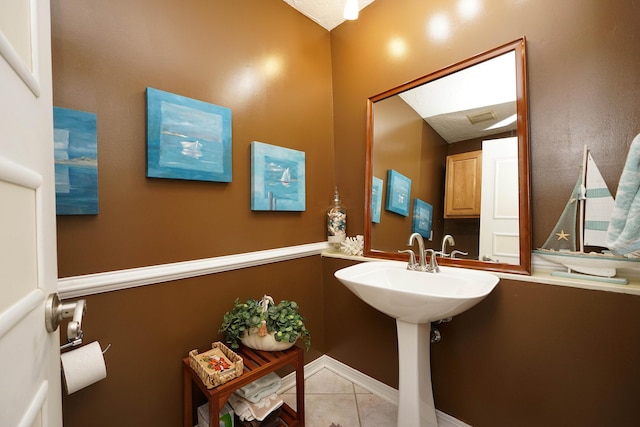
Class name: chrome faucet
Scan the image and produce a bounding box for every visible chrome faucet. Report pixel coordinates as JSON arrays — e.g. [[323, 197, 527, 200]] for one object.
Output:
[[402, 233, 440, 272], [441, 234, 455, 257], [408, 232, 426, 270]]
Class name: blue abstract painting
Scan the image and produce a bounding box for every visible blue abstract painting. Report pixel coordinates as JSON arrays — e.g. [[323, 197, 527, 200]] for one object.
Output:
[[251, 141, 305, 211], [412, 198, 433, 240], [371, 176, 383, 223], [53, 107, 98, 215], [385, 169, 411, 217], [146, 87, 232, 182]]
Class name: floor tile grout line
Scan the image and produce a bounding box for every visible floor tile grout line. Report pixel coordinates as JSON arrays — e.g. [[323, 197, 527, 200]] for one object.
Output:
[[349, 380, 363, 427], [279, 367, 396, 426], [354, 387, 364, 427]]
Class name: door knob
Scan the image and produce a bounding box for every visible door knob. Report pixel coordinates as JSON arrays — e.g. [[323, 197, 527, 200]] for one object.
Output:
[[45, 293, 86, 341]]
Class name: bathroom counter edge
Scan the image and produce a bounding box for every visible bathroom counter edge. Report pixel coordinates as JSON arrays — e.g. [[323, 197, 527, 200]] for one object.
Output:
[[323, 252, 640, 296]]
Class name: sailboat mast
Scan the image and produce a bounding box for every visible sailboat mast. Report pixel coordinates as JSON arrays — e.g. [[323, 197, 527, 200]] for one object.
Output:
[[578, 145, 588, 253]]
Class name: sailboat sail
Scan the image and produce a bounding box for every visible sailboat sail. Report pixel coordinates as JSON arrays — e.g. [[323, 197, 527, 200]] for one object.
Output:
[[583, 152, 615, 247], [535, 146, 640, 282], [280, 167, 291, 186], [540, 177, 580, 252]]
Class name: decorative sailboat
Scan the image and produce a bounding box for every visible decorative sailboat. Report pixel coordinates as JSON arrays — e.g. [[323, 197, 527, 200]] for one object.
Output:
[[280, 167, 291, 187], [180, 140, 203, 159], [534, 146, 640, 284]]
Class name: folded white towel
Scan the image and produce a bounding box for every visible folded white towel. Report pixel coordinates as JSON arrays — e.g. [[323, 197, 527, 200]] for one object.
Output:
[[228, 392, 283, 422], [235, 372, 282, 403], [607, 133, 640, 256]]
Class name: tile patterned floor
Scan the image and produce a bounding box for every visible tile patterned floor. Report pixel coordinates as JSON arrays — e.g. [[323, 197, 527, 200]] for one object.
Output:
[[280, 368, 398, 427]]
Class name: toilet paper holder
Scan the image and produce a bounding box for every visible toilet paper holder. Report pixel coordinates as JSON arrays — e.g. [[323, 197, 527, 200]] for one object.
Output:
[[45, 293, 87, 350]]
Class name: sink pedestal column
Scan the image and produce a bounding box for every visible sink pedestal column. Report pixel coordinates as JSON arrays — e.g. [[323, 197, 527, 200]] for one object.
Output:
[[396, 320, 438, 427]]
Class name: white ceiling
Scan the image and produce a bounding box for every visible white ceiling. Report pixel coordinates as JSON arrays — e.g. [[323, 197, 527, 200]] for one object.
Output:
[[282, 0, 376, 31], [283, 1, 517, 144]]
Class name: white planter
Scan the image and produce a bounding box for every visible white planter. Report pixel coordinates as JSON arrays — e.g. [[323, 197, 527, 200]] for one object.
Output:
[[241, 328, 296, 351]]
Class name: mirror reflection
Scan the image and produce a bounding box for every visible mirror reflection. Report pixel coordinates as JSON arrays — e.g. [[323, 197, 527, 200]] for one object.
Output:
[[364, 38, 531, 274]]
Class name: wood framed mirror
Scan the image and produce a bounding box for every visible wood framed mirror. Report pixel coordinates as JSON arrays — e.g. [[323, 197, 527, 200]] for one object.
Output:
[[364, 38, 531, 275]]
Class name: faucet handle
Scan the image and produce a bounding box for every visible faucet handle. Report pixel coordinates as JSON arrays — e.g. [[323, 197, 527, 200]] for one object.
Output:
[[450, 250, 468, 259], [398, 249, 418, 270], [424, 249, 440, 273]]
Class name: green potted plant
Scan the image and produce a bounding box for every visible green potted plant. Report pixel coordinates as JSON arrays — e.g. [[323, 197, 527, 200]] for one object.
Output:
[[219, 295, 311, 351]]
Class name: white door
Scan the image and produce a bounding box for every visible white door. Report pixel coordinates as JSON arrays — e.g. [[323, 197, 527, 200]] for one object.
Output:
[[0, 1, 62, 426], [479, 137, 520, 265]]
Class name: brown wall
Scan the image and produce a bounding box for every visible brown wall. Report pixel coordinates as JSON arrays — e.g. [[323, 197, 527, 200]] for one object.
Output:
[[63, 257, 325, 427], [53, 0, 335, 277], [323, 258, 399, 387], [323, 257, 640, 426], [328, 1, 640, 425], [51, 1, 332, 426], [53, 0, 640, 426], [331, 0, 640, 246], [371, 96, 446, 250]]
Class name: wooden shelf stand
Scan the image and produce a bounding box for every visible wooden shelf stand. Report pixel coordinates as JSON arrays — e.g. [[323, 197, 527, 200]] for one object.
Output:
[[183, 345, 305, 427]]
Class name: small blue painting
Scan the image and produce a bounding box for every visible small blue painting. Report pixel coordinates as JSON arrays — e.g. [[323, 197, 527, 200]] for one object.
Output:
[[146, 87, 232, 182], [371, 176, 383, 223], [412, 198, 433, 240], [251, 141, 306, 211], [53, 107, 98, 215], [385, 169, 411, 217]]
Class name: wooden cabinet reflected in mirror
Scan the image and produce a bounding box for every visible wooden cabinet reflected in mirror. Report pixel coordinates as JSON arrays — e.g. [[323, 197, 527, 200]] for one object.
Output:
[[364, 38, 531, 275]]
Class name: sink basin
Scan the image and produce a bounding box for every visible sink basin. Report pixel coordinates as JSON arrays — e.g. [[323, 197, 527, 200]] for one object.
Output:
[[334, 260, 499, 323], [334, 260, 499, 427]]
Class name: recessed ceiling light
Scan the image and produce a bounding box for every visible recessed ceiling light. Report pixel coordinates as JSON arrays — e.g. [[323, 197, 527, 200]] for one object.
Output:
[[344, 0, 359, 20], [467, 110, 496, 124]]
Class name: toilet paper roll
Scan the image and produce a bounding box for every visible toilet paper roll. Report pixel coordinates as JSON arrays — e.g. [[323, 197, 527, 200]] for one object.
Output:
[[61, 341, 107, 394]]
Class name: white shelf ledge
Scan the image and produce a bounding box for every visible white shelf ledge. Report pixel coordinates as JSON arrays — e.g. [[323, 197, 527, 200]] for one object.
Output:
[[323, 251, 640, 296]]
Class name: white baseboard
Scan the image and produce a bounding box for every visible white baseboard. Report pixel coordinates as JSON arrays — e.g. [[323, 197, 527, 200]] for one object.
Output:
[[279, 354, 471, 427]]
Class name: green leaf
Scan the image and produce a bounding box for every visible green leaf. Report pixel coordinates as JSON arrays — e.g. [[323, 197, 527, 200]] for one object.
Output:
[[219, 296, 311, 351]]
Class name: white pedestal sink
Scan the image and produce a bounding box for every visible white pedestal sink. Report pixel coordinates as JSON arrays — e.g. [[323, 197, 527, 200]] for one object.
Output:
[[335, 260, 499, 427]]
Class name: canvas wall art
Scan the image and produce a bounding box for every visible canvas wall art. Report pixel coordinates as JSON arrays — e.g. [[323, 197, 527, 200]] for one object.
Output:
[[385, 169, 411, 217], [146, 87, 232, 182], [371, 176, 383, 223], [412, 198, 433, 240], [251, 141, 306, 211], [53, 107, 98, 215]]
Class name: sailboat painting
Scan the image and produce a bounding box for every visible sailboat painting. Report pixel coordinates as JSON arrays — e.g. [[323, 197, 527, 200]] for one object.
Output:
[[146, 87, 232, 182], [53, 107, 98, 215], [534, 146, 640, 284], [412, 198, 433, 240], [371, 176, 383, 223], [251, 141, 306, 211]]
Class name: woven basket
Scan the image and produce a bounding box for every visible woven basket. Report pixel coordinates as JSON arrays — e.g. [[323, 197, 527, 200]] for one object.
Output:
[[241, 328, 297, 351], [189, 342, 243, 389]]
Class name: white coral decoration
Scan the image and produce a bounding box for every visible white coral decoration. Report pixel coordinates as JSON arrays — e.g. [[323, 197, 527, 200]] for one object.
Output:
[[340, 235, 364, 256]]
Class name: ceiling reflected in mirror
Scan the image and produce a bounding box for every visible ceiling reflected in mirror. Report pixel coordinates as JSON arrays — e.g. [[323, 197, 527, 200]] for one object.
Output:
[[399, 50, 516, 144]]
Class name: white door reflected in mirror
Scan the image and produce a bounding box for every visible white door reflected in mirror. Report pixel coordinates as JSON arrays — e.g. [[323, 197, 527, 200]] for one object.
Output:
[[479, 137, 520, 264]]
